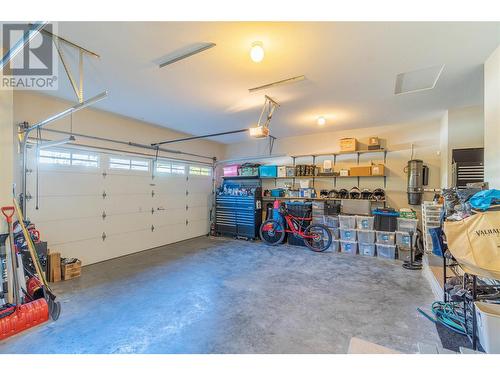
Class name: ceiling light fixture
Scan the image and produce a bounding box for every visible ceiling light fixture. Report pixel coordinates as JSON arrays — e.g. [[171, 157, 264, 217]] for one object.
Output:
[[250, 41, 264, 63], [248, 75, 306, 93], [317, 116, 326, 126], [159, 42, 216, 68]]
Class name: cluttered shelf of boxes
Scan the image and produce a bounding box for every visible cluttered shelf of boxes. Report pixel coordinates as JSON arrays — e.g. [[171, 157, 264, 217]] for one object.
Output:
[[214, 137, 423, 261]]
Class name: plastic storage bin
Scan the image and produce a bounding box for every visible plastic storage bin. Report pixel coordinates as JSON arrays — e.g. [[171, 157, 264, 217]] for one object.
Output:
[[339, 215, 356, 229], [475, 301, 500, 354], [356, 215, 375, 230], [373, 208, 399, 231], [329, 227, 340, 239], [329, 239, 340, 252], [340, 228, 357, 241], [223, 164, 240, 176], [397, 218, 418, 233], [323, 215, 339, 228], [357, 229, 375, 244], [376, 231, 396, 245], [340, 240, 358, 255], [359, 243, 376, 256], [259, 165, 278, 178], [312, 201, 325, 216], [376, 244, 396, 259], [396, 231, 416, 250]]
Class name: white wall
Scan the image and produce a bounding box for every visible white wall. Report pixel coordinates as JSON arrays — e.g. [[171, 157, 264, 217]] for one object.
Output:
[[0, 72, 13, 234], [484, 45, 500, 188], [439, 111, 449, 188], [444, 105, 485, 185], [224, 119, 442, 211]]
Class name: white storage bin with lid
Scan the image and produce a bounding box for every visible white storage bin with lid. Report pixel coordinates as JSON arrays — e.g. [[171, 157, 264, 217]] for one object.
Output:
[[397, 218, 418, 233], [340, 240, 358, 255], [376, 231, 396, 244], [475, 302, 500, 353], [329, 227, 340, 239], [329, 239, 340, 252], [356, 215, 375, 230], [376, 244, 396, 259], [323, 215, 339, 228], [340, 228, 357, 241], [357, 229, 375, 244], [396, 231, 416, 250], [312, 215, 323, 224], [339, 215, 356, 229], [359, 243, 376, 256]]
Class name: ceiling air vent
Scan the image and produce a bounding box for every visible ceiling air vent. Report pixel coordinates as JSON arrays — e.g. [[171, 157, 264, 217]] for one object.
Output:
[[394, 65, 444, 95]]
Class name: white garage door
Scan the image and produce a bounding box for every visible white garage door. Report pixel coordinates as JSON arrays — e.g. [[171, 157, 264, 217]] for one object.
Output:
[[24, 145, 213, 265]]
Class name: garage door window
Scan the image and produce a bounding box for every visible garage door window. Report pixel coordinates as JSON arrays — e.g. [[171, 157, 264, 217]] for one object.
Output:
[[39, 149, 99, 167], [109, 157, 150, 171], [189, 166, 211, 176], [156, 161, 185, 174]]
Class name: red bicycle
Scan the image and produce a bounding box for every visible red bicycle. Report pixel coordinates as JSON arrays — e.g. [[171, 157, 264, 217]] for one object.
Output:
[[259, 204, 332, 252]]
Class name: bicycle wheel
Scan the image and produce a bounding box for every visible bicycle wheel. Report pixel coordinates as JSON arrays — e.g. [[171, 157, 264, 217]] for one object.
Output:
[[303, 224, 332, 252], [259, 219, 285, 245]]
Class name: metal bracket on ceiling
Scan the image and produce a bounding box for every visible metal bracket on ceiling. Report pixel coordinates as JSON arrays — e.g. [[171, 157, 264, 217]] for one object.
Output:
[[45, 28, 100, 103], [257, 95, 280, 130]]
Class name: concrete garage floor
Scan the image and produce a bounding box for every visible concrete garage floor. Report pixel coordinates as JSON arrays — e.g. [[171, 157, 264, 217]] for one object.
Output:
[[0, 237, 440, 354]]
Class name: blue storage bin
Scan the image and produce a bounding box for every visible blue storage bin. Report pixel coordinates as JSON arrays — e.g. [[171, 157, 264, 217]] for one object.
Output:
[[259, 165, 278, 177]]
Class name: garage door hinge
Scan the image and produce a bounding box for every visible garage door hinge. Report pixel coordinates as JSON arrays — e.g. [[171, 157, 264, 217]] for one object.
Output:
[[185, 219, 189, 226], [102, 172, 107, 178], [185, 190, 189, 196], [25, 192, 32, 201], [151, 207, 155, 214], [102, 191, 107, 199], [186, 205, 189, 211], [102, 210, 106, 220], [151, 190, 155, 197], [26, 168, 33, 175], [102, 232, 107, 241], [151, 225, 155, 232]]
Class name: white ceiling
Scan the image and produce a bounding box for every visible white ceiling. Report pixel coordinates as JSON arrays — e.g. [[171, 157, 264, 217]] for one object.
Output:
[[40, 22, 500, 143]]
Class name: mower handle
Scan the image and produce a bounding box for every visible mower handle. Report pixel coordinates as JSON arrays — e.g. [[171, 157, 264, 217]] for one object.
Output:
[[1, 206, 15, 223]]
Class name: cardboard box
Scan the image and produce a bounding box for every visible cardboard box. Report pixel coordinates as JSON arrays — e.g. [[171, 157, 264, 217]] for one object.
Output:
[[371, 164, 385, 176], [340, 138, 358, 152], [339, 169, 350, 177], [61, 260, 82, 280], [350, 166, 372, 176], [47, 251, 61, 282]]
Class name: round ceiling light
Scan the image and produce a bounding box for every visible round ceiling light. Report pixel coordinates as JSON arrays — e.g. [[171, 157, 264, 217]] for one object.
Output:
[[250, 42, 264, 63], [317, 116, 326, 126]]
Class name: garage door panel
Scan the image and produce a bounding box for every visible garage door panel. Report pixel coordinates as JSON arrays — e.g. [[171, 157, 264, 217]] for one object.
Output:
[[187, 192, 210, 207], [27, 195, 102, 221], [26, 147, 212, 265], [103, 195, 153, 212], [55, 238, 105, 266], [187, 206, 209, 222], [103, 211, 152, 232], [38, 170, 103, 196], [153, 208, 187, 225], [188, 219, 209, 237], [36, 217, 101, 245]]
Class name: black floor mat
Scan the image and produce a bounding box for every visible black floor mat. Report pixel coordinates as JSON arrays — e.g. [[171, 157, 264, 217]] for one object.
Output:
[[435, 323, 484, 352]]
